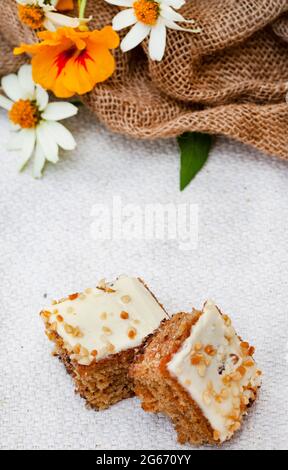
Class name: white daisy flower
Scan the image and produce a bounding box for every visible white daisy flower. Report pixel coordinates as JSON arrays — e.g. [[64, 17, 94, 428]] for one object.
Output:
[[105, 0, 201, 61], [0, 65, 78, 178], [16, 0, 91, 32]]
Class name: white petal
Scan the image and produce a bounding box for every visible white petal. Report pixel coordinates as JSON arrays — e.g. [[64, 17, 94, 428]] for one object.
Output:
[[112, 9, 137, 31], [160, 4, 195, 23], [36, 122, 59, 163], [33, 141, 46, 179], [45, 12, 80, 28], [164, 0, 185, 9], [43, 18, 57, 31], [18, 65, 35, 98], [36, 86, 49, 111], [149, 20, 167, 61], [7, 131, 25, 150], [163, 18, 201, 32], [18, 129, 36, 171], [0, 95, 13, 111], [121, 22, 151, 52], [1, 74, 23, 102], [41, 102, 78, 121], [105, 0, 134, 6], [9, 122, 21, 131], [45, 121, 76, 150]]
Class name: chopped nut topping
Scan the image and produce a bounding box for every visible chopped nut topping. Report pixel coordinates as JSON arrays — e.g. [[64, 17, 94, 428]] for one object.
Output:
[[231, 371, 242, 381], [222, 375, 232, 385], [243, 359, 254, 367], [97, 280, 116, 293], [98, 279, 106, 289], [106, 287, 116, 293], [227, 409, 240, 421], [237, 365, 246, 377], [204, 344, 216, 356], [41, 310, 51, 320], [46, 331, 56, 340], [197, 364, 207, 377], [220, 388, 229, 399], [64, 323, 74, 334], [69, 293, 79, 300], [121, 295, 132, 304], [91, 349, 98, 357], [241, 396, 249, 406], [203, 390, 212, 406], [240, 341, 249, 350], [73, 344, 81, 354], [230, 421, 241, 433], [50, 321, 57, 331], [194, 342, 203, 351], [215, 395, 223, 404], [106, 342, 115, 353], [100, 312, 108, 320], [102, 326, 112, 335], [190, 353, 203, 365], [73, 326, 83, 338], [213, 431, 220, 441], [80, 346, 89, 357], [56, 315, 63, 322], [248, 346, 255, 356], [128, 328, 137, 339], [120, 311, 129, 320], [222, 314, 231, 326]]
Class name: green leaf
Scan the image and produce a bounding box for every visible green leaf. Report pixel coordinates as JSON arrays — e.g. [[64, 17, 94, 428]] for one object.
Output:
[[178, 132, 213, 191]]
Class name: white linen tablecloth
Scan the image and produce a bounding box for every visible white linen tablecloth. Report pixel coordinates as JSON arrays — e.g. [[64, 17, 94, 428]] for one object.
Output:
[[0, 108, 287, 450]]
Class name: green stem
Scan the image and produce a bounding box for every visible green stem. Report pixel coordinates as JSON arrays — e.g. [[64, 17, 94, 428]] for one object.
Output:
[[79, 0, 88, 18]]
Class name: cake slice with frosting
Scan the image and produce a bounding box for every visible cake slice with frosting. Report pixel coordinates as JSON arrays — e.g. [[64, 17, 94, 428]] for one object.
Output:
[[40, 275, 168, 410], [131, 300, 262, 445]]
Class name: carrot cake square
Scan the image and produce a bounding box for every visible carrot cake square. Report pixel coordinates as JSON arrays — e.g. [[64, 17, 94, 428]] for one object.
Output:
[[131, 300, 262, 445], [40, 275, 168, 410]]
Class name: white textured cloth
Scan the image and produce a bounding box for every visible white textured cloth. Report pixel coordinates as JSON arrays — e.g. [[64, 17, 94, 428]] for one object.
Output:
[[0, 108, 287, 450]]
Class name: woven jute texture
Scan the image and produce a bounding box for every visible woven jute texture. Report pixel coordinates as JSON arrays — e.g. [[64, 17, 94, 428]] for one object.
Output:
[[1, 0, 288, 160]]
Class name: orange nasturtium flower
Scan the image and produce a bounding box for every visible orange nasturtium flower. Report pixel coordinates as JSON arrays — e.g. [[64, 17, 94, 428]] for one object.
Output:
[[57, 0, 74, 10], [14, 27, 119, 98]]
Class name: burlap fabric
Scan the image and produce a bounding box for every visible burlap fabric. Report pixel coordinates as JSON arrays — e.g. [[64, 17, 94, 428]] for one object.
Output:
[[1, 0, 288, 160]]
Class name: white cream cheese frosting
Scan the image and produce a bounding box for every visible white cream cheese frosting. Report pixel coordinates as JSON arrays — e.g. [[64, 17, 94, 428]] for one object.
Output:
[[42, 276, 167, 366], [167, 301, 262, 443]]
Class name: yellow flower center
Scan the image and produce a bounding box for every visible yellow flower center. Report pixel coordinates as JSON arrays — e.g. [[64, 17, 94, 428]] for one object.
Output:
[[18, 5, 45, 30], [9, 100, 40, 129], [133, 0, 160, 26]]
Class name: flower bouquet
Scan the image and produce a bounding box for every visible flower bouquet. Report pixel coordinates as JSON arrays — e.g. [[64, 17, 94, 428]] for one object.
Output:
[[0, 0, 288, 186]]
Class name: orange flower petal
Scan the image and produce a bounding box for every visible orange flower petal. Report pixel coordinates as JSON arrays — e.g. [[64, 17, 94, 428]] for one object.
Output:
[[85, 45, 116, 84], [14, 27, 119, 98], [57, 0, 74, 11], [89, 26, 120, 49]]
